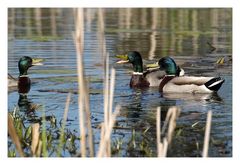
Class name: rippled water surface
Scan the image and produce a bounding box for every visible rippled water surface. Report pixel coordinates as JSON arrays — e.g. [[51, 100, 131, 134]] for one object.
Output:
[[8, 8, 232, 157]]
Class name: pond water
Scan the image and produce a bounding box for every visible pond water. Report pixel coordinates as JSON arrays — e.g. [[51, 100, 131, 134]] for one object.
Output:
[[8, 8, 232, 157]]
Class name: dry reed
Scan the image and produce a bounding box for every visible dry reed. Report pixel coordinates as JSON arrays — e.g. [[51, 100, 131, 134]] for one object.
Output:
[[103, 53, 110, 156], [161, 106, 180, 143], [97, 8, 116, 157], [36, 140, 42, 157], [97, 105, 121, 157], [73, 8, 121, 157], [156, 106, 180, 157], [84, 81, 95, 157], [74, 8, 101, 157], [41, 109, 48, 157], [31, 123, 40, 156], [74, 8, 87, 157], [167, 107, 180, 144], [156, 107, 162, 157], [8, 114, 25, 157], [57, 93, 71, 156], [202, 110, 212, 157]]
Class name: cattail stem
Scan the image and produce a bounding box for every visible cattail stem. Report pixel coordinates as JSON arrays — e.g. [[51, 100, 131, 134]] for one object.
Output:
[[203, 110, 212, 157], [74, 8, 86, 157]]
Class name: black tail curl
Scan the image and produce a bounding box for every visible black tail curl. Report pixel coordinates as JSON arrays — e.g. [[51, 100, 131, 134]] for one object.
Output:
[[204, 77, 225, 92]]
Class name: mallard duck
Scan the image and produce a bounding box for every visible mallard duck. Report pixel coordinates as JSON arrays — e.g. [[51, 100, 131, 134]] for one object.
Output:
[[116, 51, 183, 88], [8, 56, 44, 94], [147, 56, 225, 93]]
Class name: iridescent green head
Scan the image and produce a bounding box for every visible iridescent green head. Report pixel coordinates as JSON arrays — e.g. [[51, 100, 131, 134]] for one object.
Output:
[[158, 57, 178, 75], [116, 51, 143, 73], [18, 56, 43, 76]]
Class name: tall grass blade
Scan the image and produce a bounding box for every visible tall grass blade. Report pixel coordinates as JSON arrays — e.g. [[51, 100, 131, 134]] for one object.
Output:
[[57, 93, 71, 157], [202, 110, 212, 157], [8, 114, 25, 157], [156, 107, 161, 157], [41, 108, 48, 157], [84, 81, 95, 157], [31, 123, 40, 156], [97, 105, 121, 157], [74, 8, 87, 157]]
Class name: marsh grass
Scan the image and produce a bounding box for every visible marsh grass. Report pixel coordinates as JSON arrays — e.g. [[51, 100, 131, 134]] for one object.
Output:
[[8, 100, 80, 157], [8, 114, 25, 157]]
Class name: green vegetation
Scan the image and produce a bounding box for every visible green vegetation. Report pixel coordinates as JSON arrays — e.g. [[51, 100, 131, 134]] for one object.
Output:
[[29, 36, 63, 42], [8, 106, 79, 157]]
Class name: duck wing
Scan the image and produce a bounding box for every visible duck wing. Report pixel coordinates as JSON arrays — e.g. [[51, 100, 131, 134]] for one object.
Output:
[[163, 76, 224, 93], [8, 74, 18, 87], [170, 76, 214, 85]]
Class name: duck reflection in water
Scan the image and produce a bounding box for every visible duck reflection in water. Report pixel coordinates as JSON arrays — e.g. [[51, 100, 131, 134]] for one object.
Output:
[[9, 56, 44, 114]]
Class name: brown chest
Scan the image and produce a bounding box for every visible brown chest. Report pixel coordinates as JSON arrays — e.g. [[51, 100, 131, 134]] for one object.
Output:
[[18, 77, 31, 94], [130, 75, 150, 88]]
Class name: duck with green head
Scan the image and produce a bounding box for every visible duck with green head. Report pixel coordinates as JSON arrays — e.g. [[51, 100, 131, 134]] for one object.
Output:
[[116, 51, 181, 88], [147, 56, 225, 93], [8, 56, 44, 94]]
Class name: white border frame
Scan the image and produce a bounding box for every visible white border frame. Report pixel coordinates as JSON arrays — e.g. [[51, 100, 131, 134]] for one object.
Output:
[[1, 0, 239, 164]]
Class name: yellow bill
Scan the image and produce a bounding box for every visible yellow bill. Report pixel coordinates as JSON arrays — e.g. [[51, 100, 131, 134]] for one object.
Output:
[[32, 58, 44, 66], [146, 62, 159, 69], [116, 54, 129, 64]]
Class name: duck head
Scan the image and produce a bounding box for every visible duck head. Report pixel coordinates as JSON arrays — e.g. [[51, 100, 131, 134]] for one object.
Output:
[[18, 56, 44, 76], [116, 51, 143, 73], [158, 57, 179, 75], [147, 56, 183, 76]]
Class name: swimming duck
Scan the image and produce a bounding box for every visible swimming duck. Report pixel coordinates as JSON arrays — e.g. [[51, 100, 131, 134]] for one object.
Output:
[[116, 51, 183, 88], [147, 56, 225, 93], [8, 56, 44, 94]]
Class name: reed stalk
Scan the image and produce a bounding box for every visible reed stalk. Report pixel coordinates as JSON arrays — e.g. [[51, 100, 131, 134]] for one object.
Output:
[[57, 93, 71, 156], [36, 140, 42, 157], [97, 105, 121, 157], [108, 68, 116, 156], [74, 8, 86, 157], [98, 8, 106, 58], [8, 114, 25, 157], [84, 80, 95, 157], [109, 68, 116, 119], [161, 106, 180, 144], [104, 53, 110, 156], [31, 123, 40, 156], [161, 108, 173, 134], [202, 110, 212, 157], [156, 106, 180, 157], [41, 108, 48, 157], [167, 107, 178, 144], [98, 8, 113, 156], [162, 138, 168, 156], [74, 8, 95, 157], [156, 107, 161, 157]]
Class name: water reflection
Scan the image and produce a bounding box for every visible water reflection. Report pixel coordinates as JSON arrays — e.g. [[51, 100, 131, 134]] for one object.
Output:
[[8, 8, 232, 58], [162, 92, 223, 102]]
